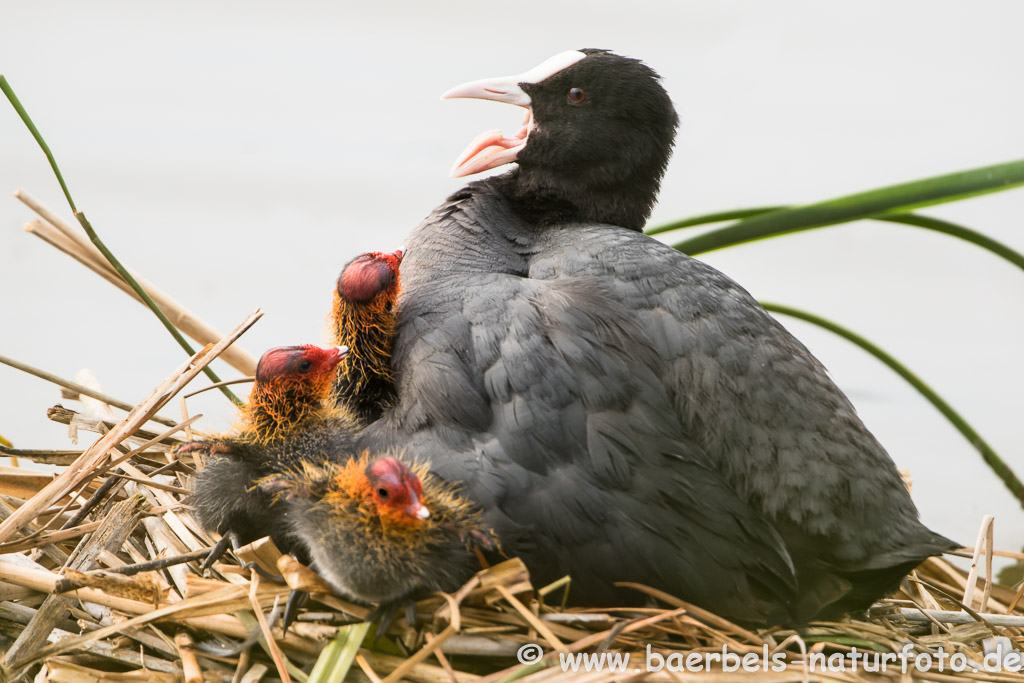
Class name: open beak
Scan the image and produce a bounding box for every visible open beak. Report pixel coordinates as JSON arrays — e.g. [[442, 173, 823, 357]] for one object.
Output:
[[441, 77, 532, 178], [441, 50, 587, 178], [442, 75, 531, 107]]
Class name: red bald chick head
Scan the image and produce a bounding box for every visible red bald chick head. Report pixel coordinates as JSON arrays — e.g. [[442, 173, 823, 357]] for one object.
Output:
[[337, 250, 403, 305], [255, 344, 346, 386], [365, 456, 430, 522], [251, 344, 347, 411], [237, 345, 347, 443]]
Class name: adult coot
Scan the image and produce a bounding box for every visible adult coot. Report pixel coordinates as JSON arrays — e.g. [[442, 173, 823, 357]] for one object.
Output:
[[356, 49, 955, 624]]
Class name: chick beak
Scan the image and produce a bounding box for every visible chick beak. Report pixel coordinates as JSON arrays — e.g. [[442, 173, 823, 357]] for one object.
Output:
[[329, 346, 349, 366], [406, 501, 430, 520], [441, 50, 587, 178], [405, 489, 430, 520]]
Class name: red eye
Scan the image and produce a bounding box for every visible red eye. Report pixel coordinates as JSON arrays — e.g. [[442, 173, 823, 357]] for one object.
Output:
[[568, 87, 585, 103]]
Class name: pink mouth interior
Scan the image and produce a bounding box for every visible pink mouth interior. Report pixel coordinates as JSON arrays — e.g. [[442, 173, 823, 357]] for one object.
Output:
[[451, 110, 533, 178]]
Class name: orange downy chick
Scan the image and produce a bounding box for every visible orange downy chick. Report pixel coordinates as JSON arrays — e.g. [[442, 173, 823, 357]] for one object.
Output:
[[330, 250, 403, 421], [262, 453, 496, 608], [236, 344, 349, 445], [185, 345, 357, 553]]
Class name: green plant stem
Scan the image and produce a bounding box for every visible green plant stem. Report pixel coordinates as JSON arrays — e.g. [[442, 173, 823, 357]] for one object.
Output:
[[668, 159, 1024, 255], [73, 211, 242, 406], [0, 77, 77, 212], [651, 205, 1024, 276], [1, 74, 241, 406], [875, 213, 1024, 272], [645, 206, 786, 236], [307, 623, 370, 683], [762, 302, 1024, 509]]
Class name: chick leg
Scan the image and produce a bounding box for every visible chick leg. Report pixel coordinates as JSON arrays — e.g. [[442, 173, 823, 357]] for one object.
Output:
[[201, 531, 285, 583], [281, 589, 309, 634]]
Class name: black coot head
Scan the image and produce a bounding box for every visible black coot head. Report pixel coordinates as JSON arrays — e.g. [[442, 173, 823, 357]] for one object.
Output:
[[443, 49, 678, 230]]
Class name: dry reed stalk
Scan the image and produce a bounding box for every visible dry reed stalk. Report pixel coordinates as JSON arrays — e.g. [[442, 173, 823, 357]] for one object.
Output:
[[235, 536, 285, 578], [3, 576, 313, 672], [44, 405, 187, 452], [4, 526, 1024, 683], [4, 372, 171, 541], [39, 658, 179, 682], [474, 607, 692, 683], [0, 503, 70, 567], [120, 462, 202, 552], [963, 515, 996, 612], [0, 448, 83, 466], [175, 631, 203, 683], [494, 584, 567, 654], [0, 351, 179, 429], [0, 309, 261, 544], [17, 189, 258, 376], [247, 574, 292, 683], [237, 662, 269, 682], [92, 414, 204, 480], [381, 592, 463, 683], [0, 521, 103, 556], [616, 582, 766, 647], [358, 650, 480, 683], [0, 469, 72, 502], [422, 630, 458, 679], [2, 494, 147, 674], [56, 567, 168, 605], [958, 548, 1024, 561], [894, 608, 1024, 627], [1, 330, 1021, 681], [356, 653, 385, 682]]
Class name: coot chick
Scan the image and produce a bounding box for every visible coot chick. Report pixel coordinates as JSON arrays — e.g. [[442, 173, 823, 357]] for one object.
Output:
[[186, 344, 358, 558], [353, 49, 955, 624], [261, 454, 495, 621], [330, 249, 403, 421], [188, 248, 405, 560]]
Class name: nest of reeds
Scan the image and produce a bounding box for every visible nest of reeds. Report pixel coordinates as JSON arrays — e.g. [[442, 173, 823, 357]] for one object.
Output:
[[0, 190, 1022, 683], [1, 325, 1023, 682]]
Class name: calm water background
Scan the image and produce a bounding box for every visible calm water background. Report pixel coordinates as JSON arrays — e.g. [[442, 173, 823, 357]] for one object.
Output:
[[2, 2, 1022, 559]]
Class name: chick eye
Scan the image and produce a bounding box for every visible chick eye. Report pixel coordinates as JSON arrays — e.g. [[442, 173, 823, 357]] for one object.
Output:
[[377, 487, 389, 499], [568, 87, 585, 103], [298, 359, 313, 372]]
